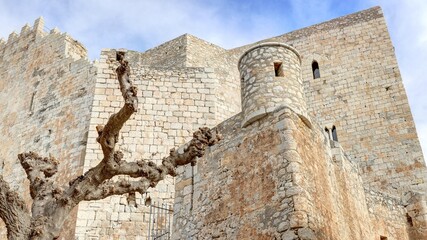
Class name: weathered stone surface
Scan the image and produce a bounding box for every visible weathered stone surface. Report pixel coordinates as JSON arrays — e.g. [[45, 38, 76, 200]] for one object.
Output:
[[278, 221, 290, 232], [239, 43, 309, 128], [0, 17, 95, 239], [289, 211, 308, 229], [298, 228, 316, 240], [281, 230, 297, 240], [173, 7, 426, 239], [0, 5, 426, 240]]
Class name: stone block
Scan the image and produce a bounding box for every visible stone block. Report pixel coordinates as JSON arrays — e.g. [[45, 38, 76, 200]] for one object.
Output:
[[298, 228, 316, 240], [281, 230, 298, 240], [289, 211, 308, 229]]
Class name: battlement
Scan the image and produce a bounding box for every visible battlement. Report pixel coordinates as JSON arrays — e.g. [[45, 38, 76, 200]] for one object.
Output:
[[0, 17, 87, 61], [0, 17, 43, 50]]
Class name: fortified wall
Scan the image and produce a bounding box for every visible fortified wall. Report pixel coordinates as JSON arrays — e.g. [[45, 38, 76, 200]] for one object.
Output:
[[0, 6, 426, 240], [0, 18, 96, 239], [174, 6, 427, 240], [174, 41, 426, 239], [75, 45, 240, 238], [228, 6, 426, 196]]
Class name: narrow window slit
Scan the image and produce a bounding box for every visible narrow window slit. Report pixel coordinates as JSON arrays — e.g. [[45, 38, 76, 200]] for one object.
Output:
[[406, 213, 413, 227], [274, 62, 284, 77], [332, 125, 338, 141], [29, 91, 36, 114], [325, 127, 330, 140]]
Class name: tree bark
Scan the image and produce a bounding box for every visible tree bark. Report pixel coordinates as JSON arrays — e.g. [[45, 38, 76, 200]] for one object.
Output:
[[0, 52, 221, 239], [0, 176, 31, 239]]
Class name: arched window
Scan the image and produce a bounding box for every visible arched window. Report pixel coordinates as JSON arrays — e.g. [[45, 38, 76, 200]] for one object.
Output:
[[332, 125, 338, 141], [325, 127, 330, 139], [312, 61, 320, 79]]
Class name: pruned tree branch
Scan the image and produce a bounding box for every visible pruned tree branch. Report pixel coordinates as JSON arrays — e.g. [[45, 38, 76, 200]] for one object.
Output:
[[0, 52, 221, 239], [84, 178, 150, 201], [96, 53, 138, 161], [18, 152, 60, 199], [59, 54, 141, 205], [64, 55, 222, 205], [83, 127, 222, 201]]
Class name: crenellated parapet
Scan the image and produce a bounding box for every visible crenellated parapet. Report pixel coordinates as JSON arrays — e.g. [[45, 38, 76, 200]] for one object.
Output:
[[0, 17, 87, 61], [7, 31, 18, 44], [20, 24, 31, 35], [0, 38, 5, 49], [1, 17, 43, 51], [33, 17, 44, 34]]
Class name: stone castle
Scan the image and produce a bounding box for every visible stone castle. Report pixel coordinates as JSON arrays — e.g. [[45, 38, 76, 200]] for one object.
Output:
[[0, 6, 426, 240]]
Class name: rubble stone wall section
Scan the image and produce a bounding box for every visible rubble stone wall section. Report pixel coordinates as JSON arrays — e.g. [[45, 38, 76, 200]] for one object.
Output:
[[366, 189, 411, 239], [238, 43, 308, 127]]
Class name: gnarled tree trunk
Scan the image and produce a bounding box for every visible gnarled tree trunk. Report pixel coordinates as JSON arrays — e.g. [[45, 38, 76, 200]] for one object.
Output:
[[0, 52, 221, 239]]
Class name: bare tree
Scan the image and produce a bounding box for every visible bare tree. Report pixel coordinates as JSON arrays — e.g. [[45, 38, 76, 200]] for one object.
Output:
[[0, 53, 221, 240]]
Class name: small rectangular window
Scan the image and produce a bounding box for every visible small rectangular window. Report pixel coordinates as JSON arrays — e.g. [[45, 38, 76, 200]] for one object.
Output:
[[274, 62, 284, 77], [380, 236, 387, 240]]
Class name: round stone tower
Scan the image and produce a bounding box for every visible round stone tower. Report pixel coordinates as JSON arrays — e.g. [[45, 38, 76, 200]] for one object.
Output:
[[238, 42, 308, 127]]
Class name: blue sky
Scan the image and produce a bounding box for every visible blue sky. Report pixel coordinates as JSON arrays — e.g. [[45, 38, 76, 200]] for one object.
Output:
[[0, 0, 426, 159]]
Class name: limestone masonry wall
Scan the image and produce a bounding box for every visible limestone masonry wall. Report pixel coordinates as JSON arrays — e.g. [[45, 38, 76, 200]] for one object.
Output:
[[185, 34, 226, 68], [0, 18, 96, 239], [74, 48, 238, 239], [136, 35, 187, 68], [173, 106, 413, 239], [292, 111, 410, 239], [294, 7, 426, 196], [173, 109, 292, 239], [185, 35, 242, 121], [231, 6, 426, 197], [1, 5, 426, 240], [174, 33, 421, 238]]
